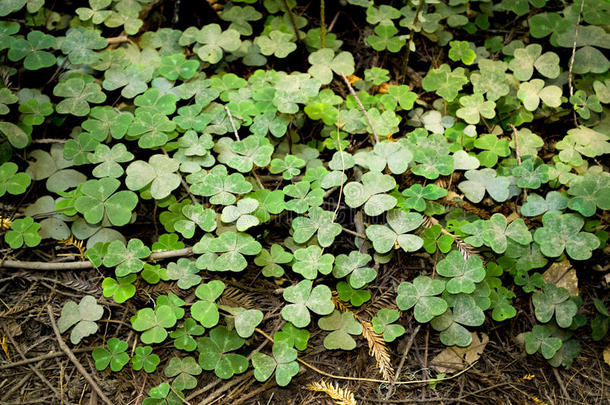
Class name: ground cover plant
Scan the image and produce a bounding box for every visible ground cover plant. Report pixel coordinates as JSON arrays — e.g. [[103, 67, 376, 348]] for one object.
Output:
[[0, 0, 609, 404]]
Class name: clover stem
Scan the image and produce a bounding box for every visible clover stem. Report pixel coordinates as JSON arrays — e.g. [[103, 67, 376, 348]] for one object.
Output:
[[224, 105, 240, 141], [320, 0, 326, 48], [341, 74, 379, 144]]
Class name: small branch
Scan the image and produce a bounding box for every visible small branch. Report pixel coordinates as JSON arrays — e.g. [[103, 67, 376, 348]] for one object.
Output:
[[342, 226, 366, 240], [385, 325, 421, 400], [332, 108, 345, 221], [568, 0, 585, 99], [320, 0, 326, 48], [508, 124, 522, 165], [0, 247, 193, 271], [46, 306, 114, 405], [224, 105, 240, 141], [283, 0, 302, 42], [341, 74, 379, 144], [106, 35, 129, 45], [31, 138, 67, 144]]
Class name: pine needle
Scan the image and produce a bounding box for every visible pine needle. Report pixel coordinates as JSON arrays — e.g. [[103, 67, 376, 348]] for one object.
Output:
[[306, 379, 357, 405], [360, 320, 395, 381]]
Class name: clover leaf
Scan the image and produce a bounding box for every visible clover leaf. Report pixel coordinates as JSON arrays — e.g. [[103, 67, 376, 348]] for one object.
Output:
[[365, 209, 423, 254], [517, 79, 562, 111], [512, 157, 550, 189], [533, 213, 600, 260], [401, 184, 447, 212], [252, 341, 299, 386], [270, 154, 306, 180], [166, 258, 201, 290], [92, 338, 129, 372], [5, 216, 41, 249], [18, 97, 53, 126], [175, 204, 217, 238], [567, 172, 610, 217], [318, 310, 363, 350], [126, 155, 181, 200], [0, 162, 31, 197], [53, 78, 106, 117], [307, 49, 354, 84], [456, 93, 496, 125], [74, 178, 137, 226], [81, 106, 133, 141], [372, 309, 405, 342], [209, 231, 262, 272], [8, 30, 56, 70], [221, 5, 262, 36], [336, 281, 371, 307], [489, 286, 517, 321], [458, 168, 512, 203], [436, 251, 485, 294], [103, 65, 151, 99], [159, 53, 199, 81], [480, 213, 532, 254], [281, 280, 334, 328], [103, 239, 151, 277], [431, 295, 485, 347], [556, 127, 610, 165], [131, 305, 177, 344], [474, 134, 511, 167], [197, 326, 248, 379], [221, 198, 260, 231], [291, 207, 342, 248], [284, 181, 323, 214], [255, 30, 296, 58], [183, 24, 241, 64], [132, 346, 160, 373], [60, 28, 107, 65], [170, 319, 205, 352], [157, 293, 186, 321], [521, 191, 569, 217], [570, 90, 602, 120], [254, 244, 293, 278], [470, 59, 510, 101], [422, 225, 454, 254], [524, 324, 562, 359], [509, 44, 560, 81], [396, 276, 447, 323], [292, 245, 334, 280], [164, 356, 202, 391], [57, 295, 103, 344], [274, 323, 310, 351], [344, 171, 396, 216], [448, 41, 476, 65], [532, 283, 578, 328], [422, 64, 468, 102], [191, 280, 225, 328], [333, 251, 376, 289], [366, 23, 405, 52], [190, 165, 252, 205], [88, 143, 134, 178], [102, 274, 136, 303], [356, 140, 413, 174]]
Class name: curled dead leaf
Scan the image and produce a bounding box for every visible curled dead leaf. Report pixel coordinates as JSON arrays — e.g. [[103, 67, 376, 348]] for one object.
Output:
[[430, 332, 488, 373], [542, 259, 579, 296]]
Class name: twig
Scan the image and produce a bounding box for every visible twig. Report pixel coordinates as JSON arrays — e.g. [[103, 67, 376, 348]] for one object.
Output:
[[342, 226, 366, 239], [282, 0, 302, 42], [223, 105, 240, 141], [0, 348, 93, 370], [30, 138, 67, 144], [106, 35, 129, 45], [332, 108, 345, 221], [320, 0, 326, 48], [253, 328, 476, 385], [385, 325, 421, 400], [0, 247, 193, 271], [198, 371, 254, 405], [508, 124, 522, 165], [341, 74, 379, 144], [553, 368, 571, 401], [46, 306, 113, 405], [568, 0, 585, 99]]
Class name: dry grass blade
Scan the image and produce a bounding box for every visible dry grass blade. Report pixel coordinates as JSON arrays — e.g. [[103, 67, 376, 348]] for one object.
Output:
[[360, 320, 394, 381], [331, 292, 353, 313], [219, 286, 255, 309], [306, 379, 357, 405], [361, 289, 396, 319]]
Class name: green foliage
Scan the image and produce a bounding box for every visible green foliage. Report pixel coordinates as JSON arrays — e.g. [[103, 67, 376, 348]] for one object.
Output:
[[318, 310, 363, 350], [371, 309, 405, 342], [92, 338, 129, 372], [252, 341, 299, 386], [132, 346, 161, 373], [57, 295, 104, 344], [197, 326, 248, 379], [281, 280, 334, 328]]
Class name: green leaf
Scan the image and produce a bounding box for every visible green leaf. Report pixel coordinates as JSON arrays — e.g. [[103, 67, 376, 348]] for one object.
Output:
[[0, 162, 31, 197], [0, 121, 29, 148], [308, 48, 354, 84], [170, 319, 205, 352], [131, 305, 177, 344], [190, 165, 252, 205], [102, 274, 136, 303], [191, 280, 225, 328], [176, 204, 217, 238], [344, 171, 397, 216], [197, 326, 248, 379], [333, 251, 375, 289], [365, 209, 423, 254], [234, 309, 263, 338], [132, 346, 160, 373], [159, 53, 199, 81], [422, 64, 469, 102], [456, 93, 496, 125], [318, 310, 363, 350], [5, 216, 41, 249], [567, 172, 610, 217], [517, 79, 562, 111], [92, 337, 129, 372], [431, 295, 485, 347], [209, 231, 262, 272], [291, 207, 342, 248], [0, 0, 26, 17], [448, 41, 476, 65], [60, 28, 107, 65], [164, 356, 202, 391], [252, 341, 299, 386], [166, 258, 201, 290], [372, 309, 405, 342], [436, 251, 485, 294], [255, 30, 296, 58], [458, 168, 513, 203], [533, 213, 600, 260], [57, 295, 104, 344], [8, 30, 56, 70], [75, 178, 137, 226], [336, 282, 371, 307], [292, 245, 334, 280], [254, 244, 293, 278], [366, 23, 405, 52], [126, 155, 181, 200], [281, 280, 334, 328], [524, 324, 562, 359], [532, 283, 578, 328], [185, 24, 241, 64], [53, 78, 106, 117], [397, 276, 447, 323]]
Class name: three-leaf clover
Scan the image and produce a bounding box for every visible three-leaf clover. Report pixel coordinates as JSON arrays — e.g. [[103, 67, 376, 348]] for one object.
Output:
[[252, 341, 300, 386], [480, 213, 532, 254], [401, 184, 447, 212], [458, 168, 512, 203], [131, 305, 178, 344], [209, 231, 262, 272], [372, 309, 405, 342], [57, 295, 104, 344], [396, 276, 447, 323], [521, 191, 569, 217], [74, 178, 138, 226], [255, 244, 293, 278], [5, 216, 41, 249], [508, 44, 560, 81], [181, 24, 241, 64], [431, 295, 485, 347], [422, 64, 468, 102], [126, 155, 181, 200], [8, 30, 57, 70], [292, 245, 334, 280], [102, 274, 136, 303], [170, 319, 205, 352], [281, 280, 334, 328], [307, 49, 355, 84], [333, 251, 376, 289], [191, 280, 225, 328], [104, 239, 151, 277], [456, 93, 496, 125], [448, 41, 476, 65], [567, 172, 610, 217], [158, 53, 200, 81], [190, 165, 252, 205], [274, 323, 310, 351], [88, 143, 134, 178], [60, 28, 107, 65], [254, 30, 296, 58], [0, 162, 31, 197], [175, 204, 217, 238], [533, 213, 600, 260], [365, 209, 423, 254], [221, 198, 260, 231], [53, 78, 106, 117], [318, 310, 363, 350], [524, 324, 562, 359], [436, 251, 485, 294], [269, 154, 306, 180], [166, 258, 201, 290], [366, 23, 405, 52], [517, 79, 562, 111], [344, 171, 397, 216], [291, 207, 342, 248], [132, 346, 160, 373], [164, 356, 202, 391], [197, 326, 248, 379], [336, 282, 371, 307], [532, 283, 578, 328], [92, 338, 130, 372]]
